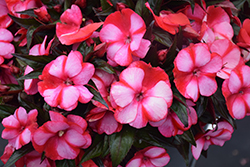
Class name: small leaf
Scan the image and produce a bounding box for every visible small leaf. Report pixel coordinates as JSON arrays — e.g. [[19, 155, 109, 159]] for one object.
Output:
[[109, 125, 135, 167], [153, 27, 173, 48], [92, 157, 105, 167], [175, 140, 190, 166], [18, 69, 42, 80], [8, 14, 41, 29], [64, 0, 72, 11], [196, 96, 208, 118], [56, 159, 75, 167], [92, 58, 116, 74], [77, 42, 94, 60], [0, 104, 16, 120], [86, 80, 109, 109], [148, 0, 163, 15], [16, 8, 37, 17], [100, 0, 112, 11], [3, 143, 34, 167], [179, 129, 196, 146], [27, 26, 36, 50]]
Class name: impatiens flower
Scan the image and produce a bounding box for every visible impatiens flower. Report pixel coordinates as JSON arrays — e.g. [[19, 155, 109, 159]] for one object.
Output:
[[1, 107, 38, 149], [0, 0, 12, 28], [0, 28, 15, 64], [222, 65, 250, 119], [38, 50, 95, 111], [56, 4, 103, 45], [126, 146, 170, 167], [34, 6, 52, 23], [0, 61, 18, 84], [210, 39, 241, 79], [145, 2, 192, 35], [173, 43, 222, 102], [99, 8, 151, 66], [14, 27, 27, 46], [237, 18, 250, 48], [150, 100, 197, 137], [32, 111, 92, 160], [110, 61, 173, 128], [191, 120, 233, 160]]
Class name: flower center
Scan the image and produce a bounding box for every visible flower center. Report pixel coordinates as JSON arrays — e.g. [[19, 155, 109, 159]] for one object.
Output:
[[206, 136, 210, 140], [193, 69, 201, 77], [64, 78, 74, 85], [58, 130, 65, 137], [125, 35, 132, 44], [136, 92, 144, 101]]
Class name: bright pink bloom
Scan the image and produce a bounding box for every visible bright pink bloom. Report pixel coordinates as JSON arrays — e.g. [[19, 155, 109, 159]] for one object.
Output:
[[32, 111, 91, 160], [210, 39, 241, 79], [110, 61, 173, 128], [1, 107, 38, 149], [237, 18, 250, 48], [0, 28, 15, 64], [29, 35, 53, 56], [14, 27, 27, 46], [173, 43, 222, 102], [222, 65, 250, 119], [126, 146, 170, 167], [56, 4, 103, 45], [191, 121, 233, 160], [38, 51, 95, 111], [150, 100, 197, 137], [0, 0, 12, 28], [99, 8, 151, 66]]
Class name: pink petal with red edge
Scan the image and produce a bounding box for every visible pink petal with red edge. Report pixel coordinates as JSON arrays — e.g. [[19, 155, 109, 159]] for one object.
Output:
[[151, 155, 170, 166], [1, 129, 19, 139], [100, 24, 124, 43], [106, 42, 124, 61], [232, 96, 246, 119], [67, 114, 87, 130], [111, 82, 135, 108], [142, 97, 168, 121], [129, 12, 145, 34], [132, 39, 151, 58], [198, 75, 217, 96], [65, 51, 82, 78], [228, 71, 242, 94], [0, 42, 14, 59], [60, 86, 79, 110], [120, 67, 144, 91], [192, 138, 205, 160], [114, 44, 132, 66], [200, 53, 222, 73], [64, 129, 87, 147], [186, 77, 199, 102], [49, 111, 67, 122], [206, 6, 230, 27], [242, 65, 250, 87], [213, 22, 233, 40], [75, 85, 93, 103], [2, 115, 20, 128], [130, 33, 144, 52], [175, 49, 193, 72], [32, 128, 54, 146], [144, 147, 166, 157], [193, 43, 210, 67], [158, 116, 178, 137], [0, 28, 13, 42], [19, 128, 31, 146], [72, 63, 95, 85], [57, 138, 79, 159], [15, 107, 28, 126], [43, 86, 63, 107], [200, 23, 215, 43], [114, 99, 138, 124], [43, 137, 60, 160], [129, 103, 148, 128], [44, 121, 69, 133], [60, 5, 82, 28], [98, 112, 119, 135], [126, 158, 142, 167], [48, 56, 67, 79]]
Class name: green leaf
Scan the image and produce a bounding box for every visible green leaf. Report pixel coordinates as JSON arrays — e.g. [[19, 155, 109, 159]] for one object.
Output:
[[27, 26, 36, 50], [3, 143, 34, 167], [179, 129, 196, 146], [147, 0, 162, 15], [77, 42, 94, 60], [101, 0, 112, 11], [92, 58, 116, 74], [86, 80, 109, 109], [92, 157, 105, 167], [233, 0, 247, 9], [56, 159, 75, 167], [135, 0, 149, 18], [0, 104, 16, 119], [80, 134, 107, 164], [18, 69, 42, 80], [8, 14, 41, 29], [196, 96, 208, 118], [109, 126, 135, 167], [153, 27, 173, 47], [175, 140, 190, 166], [16, 8, 37, 17], [64, 0, 71, 11]]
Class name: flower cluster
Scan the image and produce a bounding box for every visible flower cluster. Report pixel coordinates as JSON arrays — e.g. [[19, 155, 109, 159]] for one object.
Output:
[[0, 0, 249, 166]]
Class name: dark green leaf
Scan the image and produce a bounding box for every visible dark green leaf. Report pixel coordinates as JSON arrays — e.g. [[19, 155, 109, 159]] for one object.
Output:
[[0, 105, 16, 119], [18, 69, 42, 80], [80, 134, 107, 164], [77, 42, 94, 60], [3, 143, 34, 167], [135, 0, 149, 18], [92, 58, 116, 74], [93, 7, 114, 21], [92, 157, 105, 167], [153, 27, 173, 47], [175, 140, 189, 166], [16, 8, 37, 17], [86, 80, 109, 108], [101, 0, 112, 11], [233, 0, 247, 9], [109, 126, 135, 167], [64, 0, 71, 11], [125, 0, 135, 9], [6, 84, 22, 92], [56, 159, 75, 167], [143, 44, 158, 67], [196, 96, 208, 118], [27, 26, 36, 50], [148, 0, 162, 15], [8, 14, 41, 29], [179, 129, 196, 146]]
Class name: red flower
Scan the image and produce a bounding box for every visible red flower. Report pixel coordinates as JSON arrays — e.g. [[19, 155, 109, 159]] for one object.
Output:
[[38, 51, 95, 111], [110, 61, 173, 128], [0, 0, 13, 28], [237, 18, 250, 48], [99, 8, 151, 66], [191, 121, 233, 160], [222, 65, 250, 119], [32, 111, 92, 160], [126, 146, 170, 167], [1, 107, 38, 149], [0, 28, 15, 64], [56, 4, 103, 45], [173, 43, 222, 102]]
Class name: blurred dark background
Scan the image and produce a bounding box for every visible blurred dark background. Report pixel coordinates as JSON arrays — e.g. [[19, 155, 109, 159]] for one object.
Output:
[[0, 116, 249, 167]]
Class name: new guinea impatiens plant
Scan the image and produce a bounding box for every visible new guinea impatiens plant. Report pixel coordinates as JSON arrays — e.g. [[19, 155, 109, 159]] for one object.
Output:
[[0, 0, 250, 167]]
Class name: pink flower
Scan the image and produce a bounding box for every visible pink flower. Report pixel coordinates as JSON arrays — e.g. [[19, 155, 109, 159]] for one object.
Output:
[[0, 61, 18, 85], [150, 100, 197, 137], [222, 65, 250, 119], [0, 0, 12, 28], [99, 8, 151, 66], [1, 107, 38, 149], [56, 4, 103, 45], [110, 61, 173, 128], [32, 111, 92, 160], [191, 121, 233, 160], [0, 144, 16, 165], [34, 6, 51, 23], [173, 43, 222, 102], [38, 50, 95, 111], [24, 36, 53, 95], [0, 28, 15, 64], [237, 18, 250, 48], [210, 39, 241, 79], [126, 146, 170, 167]]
